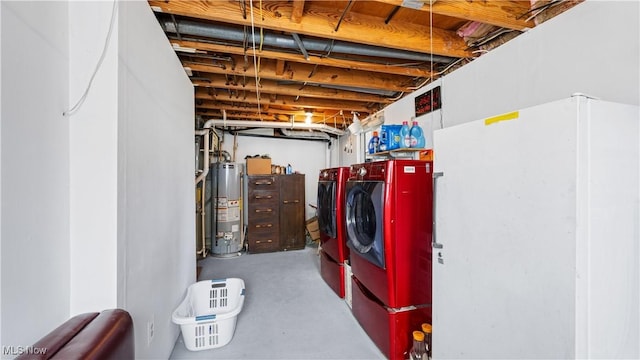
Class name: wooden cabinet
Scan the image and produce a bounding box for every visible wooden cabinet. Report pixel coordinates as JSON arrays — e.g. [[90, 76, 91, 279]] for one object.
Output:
[[246, 174, 306, 253], [279, 174, 306, 251]]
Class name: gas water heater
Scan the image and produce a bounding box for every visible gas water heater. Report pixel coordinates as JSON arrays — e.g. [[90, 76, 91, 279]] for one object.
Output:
[[211, 162, 244, 257]]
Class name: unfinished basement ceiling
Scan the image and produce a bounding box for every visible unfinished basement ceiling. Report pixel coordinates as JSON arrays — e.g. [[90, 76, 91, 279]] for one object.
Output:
[[148, 0, 582, 131]]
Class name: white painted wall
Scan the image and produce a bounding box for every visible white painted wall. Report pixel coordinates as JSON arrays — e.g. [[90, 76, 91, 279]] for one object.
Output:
[[68, 0, 119, 315], [220, 131, 328, 218], [1, 0, 72, 348], [117, 2, 195, 358], [384, 0, 639, 136], [1, 2, 194, 358], [337, 132, 362, 167]]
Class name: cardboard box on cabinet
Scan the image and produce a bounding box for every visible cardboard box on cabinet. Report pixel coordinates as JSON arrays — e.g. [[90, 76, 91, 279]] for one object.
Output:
[[246, 158, 271, 175]]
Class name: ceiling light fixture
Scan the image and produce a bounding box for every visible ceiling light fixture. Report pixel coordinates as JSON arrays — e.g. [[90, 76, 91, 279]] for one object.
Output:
[[305, 111, 313, 124]]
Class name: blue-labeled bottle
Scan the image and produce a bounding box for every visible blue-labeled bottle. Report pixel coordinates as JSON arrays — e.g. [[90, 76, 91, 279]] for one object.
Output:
[[409, 121, 426, 148], [368, 131, 380, 154], [286, 164, 292, 174], [400, 121, 411, 148], [379, 128, 388, 151]]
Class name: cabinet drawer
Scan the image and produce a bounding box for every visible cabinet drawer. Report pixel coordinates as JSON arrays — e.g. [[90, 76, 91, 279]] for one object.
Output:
[[247, 219, 280, 237], [248, 176, 278, 188], [248, 233, 279, 253], [247, 221, 279, 234], [248, 190, 278, 201], [247, 196, 278, 209], [248, 206, 278, 222]]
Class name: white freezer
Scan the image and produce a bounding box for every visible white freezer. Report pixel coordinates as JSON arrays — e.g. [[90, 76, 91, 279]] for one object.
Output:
[[432, 95, 639, 359]]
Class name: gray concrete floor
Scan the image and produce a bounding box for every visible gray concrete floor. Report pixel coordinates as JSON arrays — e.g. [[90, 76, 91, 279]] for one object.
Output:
[[169, 246, 385, 360]]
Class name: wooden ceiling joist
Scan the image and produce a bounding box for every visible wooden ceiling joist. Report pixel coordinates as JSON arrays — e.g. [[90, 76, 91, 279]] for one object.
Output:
[[182, 57, 415, 92], [148, 0, 472, 58], [190, 74, 394, 104], [196, 107, 349, 125], [171, 40, 434, 78], [195, 91, 376, 113]]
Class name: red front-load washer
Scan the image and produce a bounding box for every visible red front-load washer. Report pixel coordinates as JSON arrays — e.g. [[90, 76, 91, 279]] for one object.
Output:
[[317, 167, 350, 298], [345, 159, 433, 359]]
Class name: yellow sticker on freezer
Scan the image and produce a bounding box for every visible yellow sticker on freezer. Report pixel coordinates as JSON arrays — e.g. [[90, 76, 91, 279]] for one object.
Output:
[[484, 111, 519, 126]]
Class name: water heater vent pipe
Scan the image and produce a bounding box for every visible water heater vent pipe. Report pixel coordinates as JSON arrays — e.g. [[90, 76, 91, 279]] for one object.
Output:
[[195, 110, 226, 256]]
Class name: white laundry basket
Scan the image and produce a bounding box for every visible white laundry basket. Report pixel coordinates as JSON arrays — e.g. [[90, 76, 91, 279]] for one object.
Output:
[[172, 278, 245, 351]]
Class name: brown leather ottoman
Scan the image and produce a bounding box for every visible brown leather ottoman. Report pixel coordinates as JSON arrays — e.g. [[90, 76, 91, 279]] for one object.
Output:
[[16, 309, 134, 360]]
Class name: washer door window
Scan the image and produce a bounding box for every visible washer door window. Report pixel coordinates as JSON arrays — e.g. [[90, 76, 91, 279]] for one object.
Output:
[[317, 181, 336, 238], [346, 181, 384, 269]]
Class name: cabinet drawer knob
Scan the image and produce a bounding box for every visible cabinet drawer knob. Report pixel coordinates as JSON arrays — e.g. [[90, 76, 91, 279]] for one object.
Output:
[[255, 195, 273, 199], [255, 223, 273, 228], [255, 208, 273, 213], [255, 239, 273, 244], [282, 200, 300, 204], [255, 181, 272, 185]]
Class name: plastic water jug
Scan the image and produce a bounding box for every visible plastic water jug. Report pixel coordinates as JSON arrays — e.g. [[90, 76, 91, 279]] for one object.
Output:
[[410, 121, 426, 148], [400, 121, 411, 148]]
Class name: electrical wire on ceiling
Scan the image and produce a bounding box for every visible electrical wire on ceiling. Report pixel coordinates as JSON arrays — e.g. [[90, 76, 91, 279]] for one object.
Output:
[[468, 28, 517, 48], [517, 0, 563, 21], [388, 91, 405, 101], [63, 0, 117, 117], [525, 1, 564, 22], [407, 53, 468, 91]]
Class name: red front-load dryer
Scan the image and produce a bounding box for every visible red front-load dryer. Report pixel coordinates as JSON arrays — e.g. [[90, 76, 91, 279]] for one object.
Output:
[[345, 159, 433, 360], [317, 167, 350, 298]]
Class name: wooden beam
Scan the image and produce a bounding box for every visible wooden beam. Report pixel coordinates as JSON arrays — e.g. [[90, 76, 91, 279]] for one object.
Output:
[[189, 74, 395, 103], [290, 0, 305, 23], [371, 0, 534, 31], [148, 0, 471, 58], [182, 56, 415, 92], [275, 59, 286, 75], [196, 103, 342, 118], [197, 108, 350, 126], [171, 39, 433, 77], [195, 90, 377, 113]]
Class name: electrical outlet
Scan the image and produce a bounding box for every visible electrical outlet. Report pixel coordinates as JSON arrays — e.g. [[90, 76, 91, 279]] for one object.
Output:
[[147, 315, 155, 346]]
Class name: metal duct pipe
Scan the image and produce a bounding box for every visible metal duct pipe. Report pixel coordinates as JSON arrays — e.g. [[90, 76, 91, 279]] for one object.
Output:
[[280, 128, 332, 140], [211, 150, 232, 163], [162, 20, 455, 63], [205, 119, 345, 136]]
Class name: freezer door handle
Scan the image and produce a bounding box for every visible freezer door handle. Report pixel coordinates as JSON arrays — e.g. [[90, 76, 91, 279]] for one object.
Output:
[[432, 172, 444, 249]]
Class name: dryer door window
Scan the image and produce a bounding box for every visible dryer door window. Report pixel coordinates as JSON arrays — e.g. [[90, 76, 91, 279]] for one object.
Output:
[[317, 181, 336, 238], [346, 181, 385, 269]]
